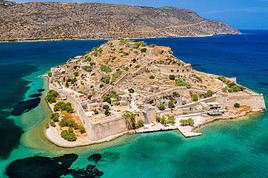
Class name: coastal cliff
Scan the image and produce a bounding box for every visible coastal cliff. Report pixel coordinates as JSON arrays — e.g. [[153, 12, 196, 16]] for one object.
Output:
[[0, 2, 239, 41]]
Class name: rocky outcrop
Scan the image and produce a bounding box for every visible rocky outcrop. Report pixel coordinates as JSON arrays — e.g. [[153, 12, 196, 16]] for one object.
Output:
[[0, 2, 240, 41]]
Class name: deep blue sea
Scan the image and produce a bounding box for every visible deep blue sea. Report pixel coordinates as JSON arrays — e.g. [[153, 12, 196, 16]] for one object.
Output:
[[0, 30, 268, 177]]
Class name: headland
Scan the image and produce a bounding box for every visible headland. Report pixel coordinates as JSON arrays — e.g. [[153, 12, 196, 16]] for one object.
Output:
[[44, 39, 266, 147]]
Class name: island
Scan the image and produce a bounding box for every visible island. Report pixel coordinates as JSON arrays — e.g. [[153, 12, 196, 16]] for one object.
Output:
[[45, 39, 266, 147]]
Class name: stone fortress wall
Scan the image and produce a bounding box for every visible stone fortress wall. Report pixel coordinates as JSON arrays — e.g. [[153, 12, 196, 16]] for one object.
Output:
[[216, 92, 266, 111], [88, 115, 128, 141]]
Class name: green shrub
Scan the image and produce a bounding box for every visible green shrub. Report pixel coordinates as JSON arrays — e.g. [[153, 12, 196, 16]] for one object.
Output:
[[191, 93, 199, 101], [135, 119, 144, 128], [48, 72, 52, 77], [82, 65, 92, 72], [173, 92, 180, 97], [73, 71, 79, 77], [141, 48, 147, 53], [166, 115, 176, 125], [193, 74, 202, 82], [123, 110, 136, 129], [111, 69, 123, 83], [101, 76, 110, 84], [61, 128, 77, 142], [149, 75, 155, 79], [200, 90, 213, 98], [169, 74, 176, 80], [101, 65, 112, 73], [83, 56, 91, 63], [160, 116, 167, 125], [128, 88, 135, 93], [168, 100, 175, 109], [158, 104, 166, 111], [103, 104, 110, 110], [77, 125, 86, 134], [50, 121, 56, 127], [234, 103, 241, 108], [175, 78, 191, 88], [103, 96, 112, 104], [218, 76, 244, 92]]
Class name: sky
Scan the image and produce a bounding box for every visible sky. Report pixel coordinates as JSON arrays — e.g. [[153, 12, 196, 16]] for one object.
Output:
[[16, 0, 268, 29]]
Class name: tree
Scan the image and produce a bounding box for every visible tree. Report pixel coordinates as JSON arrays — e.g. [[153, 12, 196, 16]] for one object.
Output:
[[59, 118, 78, 128], [46, 90, 59, 104], [48, 72, 52, 77], [51, 113, 59, 122], [61, 128, 77, 142]]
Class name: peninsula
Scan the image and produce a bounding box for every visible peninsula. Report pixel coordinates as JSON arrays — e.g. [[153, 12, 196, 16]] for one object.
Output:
[[0, 2, 239, 42], [45, 39, 266, 147]]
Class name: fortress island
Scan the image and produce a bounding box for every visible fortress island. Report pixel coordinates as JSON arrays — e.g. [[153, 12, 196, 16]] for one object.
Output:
[[45, 39, 266, 147]]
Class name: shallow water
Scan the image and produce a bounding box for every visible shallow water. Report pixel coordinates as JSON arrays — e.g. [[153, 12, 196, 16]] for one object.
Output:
[[0, 30, 268, 177]]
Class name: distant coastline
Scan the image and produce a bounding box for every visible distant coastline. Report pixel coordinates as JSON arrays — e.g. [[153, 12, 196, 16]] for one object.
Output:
[[0, 33, 240, 43]]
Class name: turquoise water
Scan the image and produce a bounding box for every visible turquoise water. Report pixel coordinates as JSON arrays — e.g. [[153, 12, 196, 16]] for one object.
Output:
[[0, 30, 268, 177]]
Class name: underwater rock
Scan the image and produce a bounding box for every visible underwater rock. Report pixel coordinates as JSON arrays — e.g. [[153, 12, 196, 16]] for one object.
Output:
[[6, 154, 78, 178], [88, 153, 102, 163], [69, 165, 104, 178], [37, 89, 45, 92], [29, 93, 42, 98], [11, 98, 40, 116], [6, 153, 104, 178]]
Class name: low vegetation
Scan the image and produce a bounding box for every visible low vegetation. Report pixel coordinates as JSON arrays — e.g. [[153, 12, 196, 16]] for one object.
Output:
[[82, 65, 92, 72], [101, 65, 112, 73], [179, 118, 194, 126], [199, 90, 213, 98], [175, 78, 191, 88], [156, 115, 176, 125], [218, 76, 244, 92]]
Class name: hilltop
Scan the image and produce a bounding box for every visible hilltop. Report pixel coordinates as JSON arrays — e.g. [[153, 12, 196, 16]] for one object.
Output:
[[0, 2, 239, 41], [45, 39, 265, 146]]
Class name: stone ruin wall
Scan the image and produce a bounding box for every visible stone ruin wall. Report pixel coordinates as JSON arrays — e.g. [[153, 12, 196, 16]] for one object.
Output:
[[87, 116, 128, 141], [215, 93, 266, 111]]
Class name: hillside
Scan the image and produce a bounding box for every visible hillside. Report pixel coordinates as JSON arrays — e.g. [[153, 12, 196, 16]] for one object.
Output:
[[0, 2, 239, 41]]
